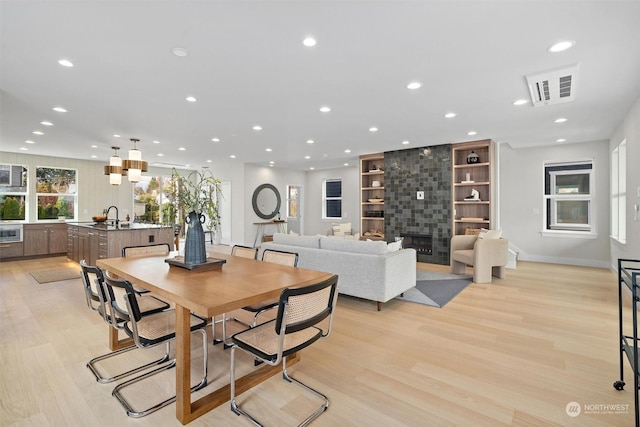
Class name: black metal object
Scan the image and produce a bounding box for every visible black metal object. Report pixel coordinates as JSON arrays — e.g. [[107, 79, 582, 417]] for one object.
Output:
[[400, 233, 433, 256]]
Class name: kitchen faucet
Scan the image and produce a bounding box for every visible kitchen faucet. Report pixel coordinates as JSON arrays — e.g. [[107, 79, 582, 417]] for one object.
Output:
[[105, 205, 119, 225]]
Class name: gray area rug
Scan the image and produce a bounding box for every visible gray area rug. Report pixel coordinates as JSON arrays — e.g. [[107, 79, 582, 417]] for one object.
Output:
[[396, 270, 472, 308], [30, 268, 81, 284]]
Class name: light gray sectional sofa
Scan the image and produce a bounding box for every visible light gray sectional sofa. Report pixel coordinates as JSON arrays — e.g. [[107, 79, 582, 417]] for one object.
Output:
[[261, 233, 416, 310]]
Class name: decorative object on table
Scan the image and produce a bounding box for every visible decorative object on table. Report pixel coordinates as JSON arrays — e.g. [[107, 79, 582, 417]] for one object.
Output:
[[461, 172, 474, 184], [368, 198, 384, 203], [168, 168, 222, 264], [466, 150, 480, 164], [165, 255, 226, 271], [464, 188, 480, 201]]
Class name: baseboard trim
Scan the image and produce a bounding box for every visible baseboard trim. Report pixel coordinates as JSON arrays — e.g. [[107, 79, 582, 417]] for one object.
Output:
[[518, 254, 610, 269]]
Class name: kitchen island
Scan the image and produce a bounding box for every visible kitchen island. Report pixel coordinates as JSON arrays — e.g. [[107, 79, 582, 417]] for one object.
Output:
[[67, 222, 174, 265]]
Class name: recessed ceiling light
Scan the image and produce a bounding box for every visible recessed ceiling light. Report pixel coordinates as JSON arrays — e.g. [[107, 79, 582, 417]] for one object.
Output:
[[153, 140, 160, 144], [306, 139, 314, 144], [32, 131, 44, 135], [401, 140, 410, 145], [513, 99, 528, 106], [58, 59, 74, 67], [230, 155, 236, 159], [467, 131, 477, 136], [24, 140, 35, 144], [206, 159, 212, 163], [265, 148, 272, 152], [369, 127, 378, 132], [53, 107, 67, 113], [344, 149, 351, 153], [40, 121, 53, 126], [554, 117, 568, 123], [556, 138, 567, 143], [302, 37, 317, 47], [548, 40, 575, 53], [91, 145, 97, 148], [90, 155, 97, 158], [253, 125, 262, 131], [344, 163, 349, 166], [304, 156, 310, 159], [269, 161, 275, 164], [445, 112, 456, 118], [319, 106, 331, 113], [20, 147, 28, 151], [211, 138, 220, 142], [157, 153, 164, 157], [186, 96, 197, 102], [179, 147, 186, 151], [113, 134, 121, 138], [171, 47, 189, 57], [309, 167, 315, 170], [407, 81, 422, 90]]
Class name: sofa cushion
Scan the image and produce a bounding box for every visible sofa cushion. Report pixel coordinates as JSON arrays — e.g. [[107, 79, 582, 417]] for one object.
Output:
[[273, 233, 320, 248], [320, 236, 387, 255], [387, 240, 402, 252]]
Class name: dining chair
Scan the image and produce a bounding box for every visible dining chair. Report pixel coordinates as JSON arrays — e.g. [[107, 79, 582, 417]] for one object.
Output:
[[213, 245, 258, 347], [230, 274, 339, 427], [242, 249, 299, 327], [80, 261, 171, 384], [121, 243, 171, 294], [101, 274, 209, 417]]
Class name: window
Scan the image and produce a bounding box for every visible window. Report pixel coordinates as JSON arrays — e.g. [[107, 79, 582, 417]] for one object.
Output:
[[322, 179, 342, 219], [36, 167, 77, 220], [611, 140, 626, 243], [544, 161, 593, 233], [134, 175, 174, 224], [0, 164, 28, 221]]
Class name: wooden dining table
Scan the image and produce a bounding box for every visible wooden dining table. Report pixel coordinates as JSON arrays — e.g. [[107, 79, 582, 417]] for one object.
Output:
[[97, 250, 333, 424]]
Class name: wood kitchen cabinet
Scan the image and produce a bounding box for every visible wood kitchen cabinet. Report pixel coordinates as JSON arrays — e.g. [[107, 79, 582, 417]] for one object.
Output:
[[23, 223, 68, 256], [0, 242, 24, 259], [68, 224, 173, 265]]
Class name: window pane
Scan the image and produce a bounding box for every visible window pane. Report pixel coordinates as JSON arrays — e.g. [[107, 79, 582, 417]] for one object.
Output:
[[0, 195, 26, 220], [0, 165, 27, 191], [36, 167, 77, 194], [37, 195, 75, 220], [326, 200, 341, 218], [555, 200, 589, 224], [554, 173, 589, 194], [325, 180, 342, 198]]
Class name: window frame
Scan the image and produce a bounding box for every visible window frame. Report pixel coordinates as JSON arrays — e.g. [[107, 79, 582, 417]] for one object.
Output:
[[542, 161, 595, 236], [322, 178, 342, 220], [0, 163, 28, 222], [611, 139, 626, 244], [35, 166, 78, 221]]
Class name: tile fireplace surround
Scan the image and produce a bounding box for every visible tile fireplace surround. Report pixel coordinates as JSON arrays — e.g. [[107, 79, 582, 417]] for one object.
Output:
[[384, 145, 452, 265]]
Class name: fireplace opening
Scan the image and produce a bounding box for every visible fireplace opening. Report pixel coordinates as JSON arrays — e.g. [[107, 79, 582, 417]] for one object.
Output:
[[400, 233, 433, 257]]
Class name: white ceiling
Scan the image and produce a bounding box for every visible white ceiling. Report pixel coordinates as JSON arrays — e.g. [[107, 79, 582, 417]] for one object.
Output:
[[1, 1, 639, 171]]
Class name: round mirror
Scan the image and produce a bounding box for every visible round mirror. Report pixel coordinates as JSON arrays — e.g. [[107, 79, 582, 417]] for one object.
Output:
[[252, 183, 281, 220]]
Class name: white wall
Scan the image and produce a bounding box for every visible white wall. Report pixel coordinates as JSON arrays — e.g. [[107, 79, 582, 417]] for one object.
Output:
[[498, 141, 611, 267], [609, 97, 640, 269], [243, 165, 306, 246], [305, 166, 359, 236]]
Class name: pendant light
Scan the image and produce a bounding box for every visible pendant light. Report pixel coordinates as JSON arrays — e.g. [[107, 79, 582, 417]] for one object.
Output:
[[122, 138, 148, 182], [103, 146, 127, 185]]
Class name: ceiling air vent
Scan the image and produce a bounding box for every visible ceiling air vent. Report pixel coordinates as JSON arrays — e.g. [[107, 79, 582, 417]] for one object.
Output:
[[525, 63, 578, 107], [150, 161, 187, 169]]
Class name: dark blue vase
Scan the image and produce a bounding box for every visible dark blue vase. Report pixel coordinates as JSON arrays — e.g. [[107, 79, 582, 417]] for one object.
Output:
[[184, 210, 207, 264]]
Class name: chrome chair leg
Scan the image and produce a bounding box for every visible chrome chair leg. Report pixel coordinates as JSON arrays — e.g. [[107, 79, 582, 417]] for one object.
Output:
[[213, 313, 250, 349], [112, 329, 209, 418], [86, 343, 172, 384]]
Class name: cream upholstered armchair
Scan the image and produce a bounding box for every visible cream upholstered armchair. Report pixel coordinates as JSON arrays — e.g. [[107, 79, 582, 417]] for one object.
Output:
[[450, 230, 509, 284]]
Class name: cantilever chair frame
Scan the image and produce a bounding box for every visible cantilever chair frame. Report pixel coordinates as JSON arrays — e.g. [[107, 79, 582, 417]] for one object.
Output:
[[213, 245, 259, 347], [230, 274, 339, 427], [101, 275, 209, 418], [80, 260, 171, 384]]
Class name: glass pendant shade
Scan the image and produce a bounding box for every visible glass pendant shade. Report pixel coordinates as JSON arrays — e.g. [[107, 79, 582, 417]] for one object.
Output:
[[104, 146, 124, 185]]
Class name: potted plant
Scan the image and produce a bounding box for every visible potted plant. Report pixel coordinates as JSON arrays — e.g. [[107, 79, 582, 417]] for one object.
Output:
[[168, 168, 222, 264]]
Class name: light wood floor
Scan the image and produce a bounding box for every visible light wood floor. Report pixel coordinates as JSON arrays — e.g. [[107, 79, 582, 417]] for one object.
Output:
[[0, 254, 635, 426]]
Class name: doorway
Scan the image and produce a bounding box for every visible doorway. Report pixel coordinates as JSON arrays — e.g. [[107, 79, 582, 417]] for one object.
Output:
[[286, 185, 303, 235]]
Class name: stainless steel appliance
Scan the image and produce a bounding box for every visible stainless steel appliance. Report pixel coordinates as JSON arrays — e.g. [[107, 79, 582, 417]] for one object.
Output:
[[0, 223, 23, 242]]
